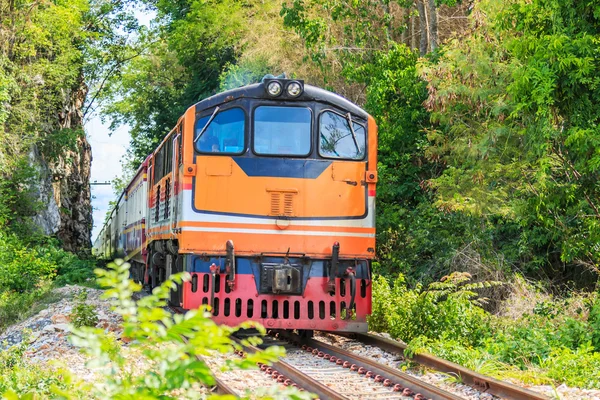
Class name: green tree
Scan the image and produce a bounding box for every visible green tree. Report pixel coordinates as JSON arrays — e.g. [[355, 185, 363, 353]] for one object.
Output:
[[99, 0, 259, 167], [422, 0, 600, 278]]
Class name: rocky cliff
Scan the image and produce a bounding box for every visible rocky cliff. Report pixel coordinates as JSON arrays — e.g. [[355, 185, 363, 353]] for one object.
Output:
[[30, 83, 92, 252]]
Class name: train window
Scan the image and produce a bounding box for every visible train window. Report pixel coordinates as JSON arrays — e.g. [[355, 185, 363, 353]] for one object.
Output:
[[154, 149, 164, 184], [164, 136, 173, 176], [254, 106, 311, 156], [319, 111, 366, 160], [195, 108, 245, 154]]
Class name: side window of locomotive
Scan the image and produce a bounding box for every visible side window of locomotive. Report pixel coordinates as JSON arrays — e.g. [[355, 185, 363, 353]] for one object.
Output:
[[164, 136, 173, 176], [195, 108, 245, 154], [253, 106, 311, 156], [154, 150, 163, 184], [319, 111, 366, 160]]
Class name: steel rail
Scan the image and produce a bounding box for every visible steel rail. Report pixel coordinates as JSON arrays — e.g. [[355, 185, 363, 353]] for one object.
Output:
[[176, 330, 239, 396], [339, 332, 549, 400], [232, 337, 350, 400], [278, 331, 463, 400]]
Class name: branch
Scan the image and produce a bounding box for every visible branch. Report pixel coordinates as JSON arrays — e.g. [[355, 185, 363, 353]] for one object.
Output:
[[83, 48, 146, 118]]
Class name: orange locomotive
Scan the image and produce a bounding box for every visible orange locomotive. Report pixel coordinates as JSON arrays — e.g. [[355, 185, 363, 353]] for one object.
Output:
[[93, 78, 378, 332]]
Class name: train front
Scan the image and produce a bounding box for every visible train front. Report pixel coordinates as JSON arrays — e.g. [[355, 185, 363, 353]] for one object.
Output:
[[179, 78, 377, 332]]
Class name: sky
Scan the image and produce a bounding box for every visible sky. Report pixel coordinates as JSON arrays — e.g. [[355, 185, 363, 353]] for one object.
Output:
[[86, 116, 130, 243], [86, 9, 154, 243]]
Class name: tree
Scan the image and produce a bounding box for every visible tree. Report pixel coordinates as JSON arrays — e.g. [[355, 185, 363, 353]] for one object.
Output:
[[99, 0, 259, 167], [422, 0, 600, 278]]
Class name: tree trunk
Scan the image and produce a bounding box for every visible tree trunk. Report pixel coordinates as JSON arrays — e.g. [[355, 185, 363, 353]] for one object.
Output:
[[427, 0, 438, 52], [400, 8, 408, 45], [411, 9, 417, 50], [416, 0, 428, 55]]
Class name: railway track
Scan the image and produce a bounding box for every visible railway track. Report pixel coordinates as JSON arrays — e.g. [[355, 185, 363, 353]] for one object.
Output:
[[233, 337, 351, 400], [330, 332, 549, 400], [262, 330, 464, 400], [167, 303, 547, 399]]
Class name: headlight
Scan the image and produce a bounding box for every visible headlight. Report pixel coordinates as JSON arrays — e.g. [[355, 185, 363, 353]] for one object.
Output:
[[266, 81, 282, 96], [287, 81, 302, 97]]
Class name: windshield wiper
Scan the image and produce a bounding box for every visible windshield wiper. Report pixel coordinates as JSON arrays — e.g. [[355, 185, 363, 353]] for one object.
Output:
[[193, 106, 220, 144], [345, 112, 360, 154]]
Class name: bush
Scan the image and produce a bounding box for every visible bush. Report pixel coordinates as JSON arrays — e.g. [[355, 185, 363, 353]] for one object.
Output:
[[70, 290, 99, 328], [64, 260, 311, 399], [542, 345, 600, 389], [0, 287, 50, 332], [374, 272, 600, 388], [0, 338, 81, 397], [0, 232, 96, 332], [369, 272, 498, 345], [0, 232, 57, 292], [53, 256, 97, 287]]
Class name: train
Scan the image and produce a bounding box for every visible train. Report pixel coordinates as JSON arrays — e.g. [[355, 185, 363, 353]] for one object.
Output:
[[93, 77, 378, 332]]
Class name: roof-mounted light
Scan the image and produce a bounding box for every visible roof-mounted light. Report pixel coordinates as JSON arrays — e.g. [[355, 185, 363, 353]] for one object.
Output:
[[266, 81, 282, 97], [286, 81, 303, 97]]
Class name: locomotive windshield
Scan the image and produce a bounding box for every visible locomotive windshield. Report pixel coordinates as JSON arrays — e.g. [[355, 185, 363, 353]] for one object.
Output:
[[319, 110, 366, 160], [253, 106, 311, 156], [195, 107, 245, 154]]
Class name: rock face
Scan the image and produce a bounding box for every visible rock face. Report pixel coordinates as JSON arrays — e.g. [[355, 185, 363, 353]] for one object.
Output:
[[30, 80, 92, 251], [30, 146, 62, 236], [52, 134, 93, 251]]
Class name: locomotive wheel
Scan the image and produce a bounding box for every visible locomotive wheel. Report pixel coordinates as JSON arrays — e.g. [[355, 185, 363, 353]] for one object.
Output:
[[298, 329, 314, 339]]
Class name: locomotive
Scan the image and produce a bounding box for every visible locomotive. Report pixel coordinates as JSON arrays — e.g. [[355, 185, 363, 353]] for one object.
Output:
[[93, 78, 378, 332]]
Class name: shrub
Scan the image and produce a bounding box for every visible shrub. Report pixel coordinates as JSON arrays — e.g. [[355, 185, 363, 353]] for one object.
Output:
[[0, 287, 51, 332], [387, 277, 600, 388], [65, 260, 311, 399], [0, 232, 57, 292], [70, 289, 99, 328], [54, 256, 97, 287], [369, 272, 498, 345], [0, 338, 81, 397], [542, 345, 600, 389]]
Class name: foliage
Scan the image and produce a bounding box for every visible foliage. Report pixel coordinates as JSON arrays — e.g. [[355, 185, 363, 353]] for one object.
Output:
[[0, 232, 57, 293], [0, 339, 80, 398], [0, 0, 90, 165], [63, 260, 310, 399], [70, 290, 99, 328], [219, 57, 275, 91], [421, 0, 600, 274], [347, 43, 486, 281], [369, 272, 498, 345], [0, 158, 41, 234], [372, 272, 600, 388], [53, 256, 98, 287], [541, 345, 600, 389], [99, 0, 253, 166], [41, 128, 85, 163], [0, 233, 96, 332], [0, 287, 51, 333]]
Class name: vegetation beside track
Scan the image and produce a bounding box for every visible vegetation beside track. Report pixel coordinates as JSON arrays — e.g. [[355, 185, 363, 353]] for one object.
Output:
[[1, 261, 303, 399], [370, 273, 600, 389]]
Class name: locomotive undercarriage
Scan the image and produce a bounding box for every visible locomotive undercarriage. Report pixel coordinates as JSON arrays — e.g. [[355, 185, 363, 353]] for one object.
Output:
[[135, 239, 372, 332]]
